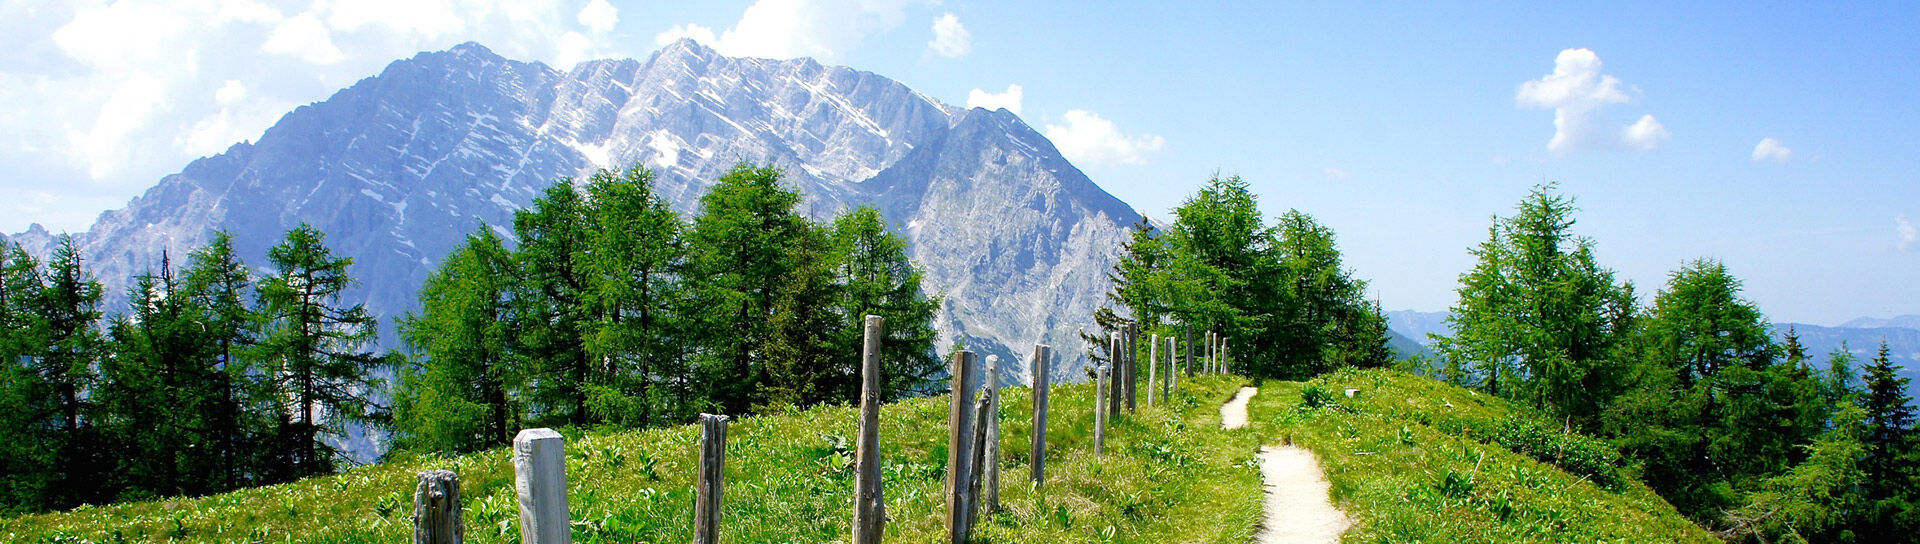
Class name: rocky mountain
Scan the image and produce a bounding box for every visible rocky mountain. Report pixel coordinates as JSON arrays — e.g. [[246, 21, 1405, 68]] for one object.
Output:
[[7, 39, 1137, 386]]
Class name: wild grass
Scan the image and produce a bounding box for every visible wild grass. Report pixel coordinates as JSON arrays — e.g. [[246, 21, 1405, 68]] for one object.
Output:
[[3, 376, 1258, 543], [1245, 368, 1715, 543]]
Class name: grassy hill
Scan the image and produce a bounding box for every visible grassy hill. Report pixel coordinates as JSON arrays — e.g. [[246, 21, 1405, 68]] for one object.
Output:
[[3, 369, 1717, 543], [3, 377, 1262, 543], [1244, 368, 1716, 543]]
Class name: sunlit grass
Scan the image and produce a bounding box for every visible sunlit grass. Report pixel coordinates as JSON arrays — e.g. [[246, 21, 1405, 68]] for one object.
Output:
[[3, 376, 1258, 543], [1244, 368, 1715, 543]]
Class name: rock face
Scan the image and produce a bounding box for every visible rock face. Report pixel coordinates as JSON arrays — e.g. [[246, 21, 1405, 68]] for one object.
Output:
[[8, 40, 1135, 386]]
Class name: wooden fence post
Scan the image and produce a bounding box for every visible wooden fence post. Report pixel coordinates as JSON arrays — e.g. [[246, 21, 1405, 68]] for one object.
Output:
[[966, 388, 993, 534], [513, 428, 570, 544], [852, 315, 886, 544], [1094, 363, 1107, 456], [1147, 333, 1159, 407], [981, 355, 1002, 515], [694, 414, 729, 544], [1029, 344, 1052, 486], [1166, 337, 1177, 399], [1107, 332, 1122, 418], [1183, 324, 1193, 377], [414, 470, 462, 544], [945, 350, 979, 544], [1121, 324, 1128, 413]]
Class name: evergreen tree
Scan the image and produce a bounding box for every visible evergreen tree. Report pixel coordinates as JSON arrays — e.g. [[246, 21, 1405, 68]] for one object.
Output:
[[686, 163, 816, 414], [34, 236, 108, 507], [394, 227, 523, 453], [828, 207, 941, 401], [1267, 210, 1391, 375], [98, 257, 213, 500], [512, 181, 595, 425], [179, 231, 269, 490], [1858, 342, 1920, 540], [1434, 183, 1635, 425], [0, 243, 49, 513], [581, 166, 690, 426], [255, 224, 383, 478], [1605, 259, 1825, 518]]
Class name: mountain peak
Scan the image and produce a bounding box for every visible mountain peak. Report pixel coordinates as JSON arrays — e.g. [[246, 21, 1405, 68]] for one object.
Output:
[[448, 41, 497, 58]]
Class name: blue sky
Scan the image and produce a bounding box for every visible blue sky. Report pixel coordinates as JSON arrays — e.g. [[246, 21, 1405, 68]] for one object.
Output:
[[2, 1, 1915, 324]]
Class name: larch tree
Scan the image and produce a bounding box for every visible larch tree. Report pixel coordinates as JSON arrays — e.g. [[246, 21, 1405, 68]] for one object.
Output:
[[255, 224, 383, 478]]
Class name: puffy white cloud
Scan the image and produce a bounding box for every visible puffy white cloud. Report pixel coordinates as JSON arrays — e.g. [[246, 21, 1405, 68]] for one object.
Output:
[[1622, 114, 1669, 151], [1043, 109, 1164, 166], [0, 0, 628, 233], [966, 84, 1022, 114], [578, 0, 618, 35], [1752, 137, 1792, 162], [1324, 166, 1350, 179], [655, 23, 717, 47], [928, 13, 970, 58], [657, 0, 916, 60], [1516, 48, 1666, 153], [263, 13, 346, 65], [1899, 215, 1917, 251]]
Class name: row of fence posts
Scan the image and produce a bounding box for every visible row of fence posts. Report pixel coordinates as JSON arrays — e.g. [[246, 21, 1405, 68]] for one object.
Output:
[[406, 317, 1226, 544]]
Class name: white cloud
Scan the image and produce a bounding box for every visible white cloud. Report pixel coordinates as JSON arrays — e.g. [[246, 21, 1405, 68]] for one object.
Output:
[[263, 13, 346, 65], [1, 0, 630, 233], [658, 0, 916, 60], [1324, 166, 1350, 179], [1899, 215, 1917, 251], [1623, 114, 1669, 151], [1043, 109, 1164, 166], [655, 23, 718, 47], [1752, 137, 1792, 162], [928, 13, 970, 58], [966, 84, 1022, 114], [578, 0, 618, 35], [1516, 48, 1666, 153]]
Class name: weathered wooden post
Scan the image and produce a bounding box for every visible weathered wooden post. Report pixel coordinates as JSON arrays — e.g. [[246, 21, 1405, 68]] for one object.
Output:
[[981, 354, 1002, 515], [967, 388, 993, 531], [1183, 324, 1193, 376], [1029, 344, 1052, 486], [945, 350, 979, 544], [1166, 337, 1178, 398], [1222, 338, 1231, 375], [1147, 333, 1159, 407], [1107, 332, 1123, 417], [694, 414, 729, 544], [513, 428, 570, 544], [414, 470, 462, 544], [1125, 322, 1138, 412], [851, 315, 886, 544], [1094, 363, 1108, 456]]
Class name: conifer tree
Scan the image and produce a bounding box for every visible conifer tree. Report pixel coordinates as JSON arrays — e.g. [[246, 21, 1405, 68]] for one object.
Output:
[[513, 181, 595, 425], [395, 227, 522, 453], [255, 224, 383, 478], [35, 236, 107, 507], [686, 163, 815, 413], [828, 207, 941, 401], [1434, 183, 1635, 424], [179, 231, 269, 489], [581, 166, 689, 425], [0, 243, 49, 513]]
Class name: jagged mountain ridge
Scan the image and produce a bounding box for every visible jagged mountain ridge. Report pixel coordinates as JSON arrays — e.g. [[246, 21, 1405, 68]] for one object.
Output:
[[8, 39, 1138, 384]]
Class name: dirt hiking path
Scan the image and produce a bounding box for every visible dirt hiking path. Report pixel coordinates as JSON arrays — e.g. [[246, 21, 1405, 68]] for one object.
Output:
[[1220, 387, 1258, 429], [1220, 386, 1352, 543]]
